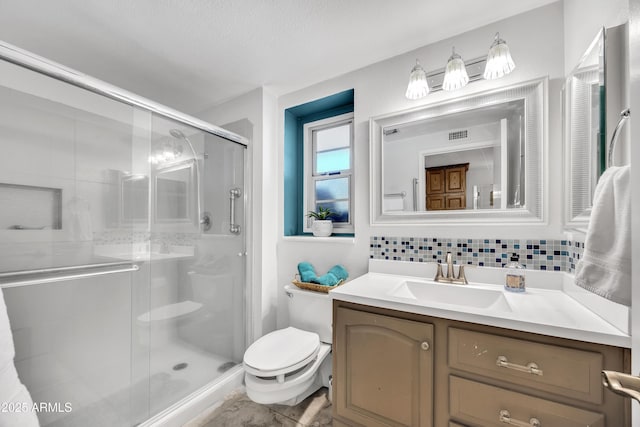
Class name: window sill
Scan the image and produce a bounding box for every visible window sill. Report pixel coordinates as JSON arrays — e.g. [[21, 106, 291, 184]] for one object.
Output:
[[282, 235, 356, 244]]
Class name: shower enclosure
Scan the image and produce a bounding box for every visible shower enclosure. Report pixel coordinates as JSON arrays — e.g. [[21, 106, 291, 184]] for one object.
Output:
[[0, 42, 248, 426]]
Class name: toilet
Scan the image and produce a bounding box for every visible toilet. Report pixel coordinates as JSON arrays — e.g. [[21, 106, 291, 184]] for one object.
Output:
[[243, 284, 332, 406]]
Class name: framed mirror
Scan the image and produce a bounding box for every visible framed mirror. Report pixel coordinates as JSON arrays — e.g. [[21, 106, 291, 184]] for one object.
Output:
[[154, 160, 197, 225], [371, 78, 546, 225], [563, 24, 627, 229], [563, 28, 604, 227]]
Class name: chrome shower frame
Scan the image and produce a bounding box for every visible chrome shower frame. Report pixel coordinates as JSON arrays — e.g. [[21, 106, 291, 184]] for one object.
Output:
[[0, 40, 248, 148]]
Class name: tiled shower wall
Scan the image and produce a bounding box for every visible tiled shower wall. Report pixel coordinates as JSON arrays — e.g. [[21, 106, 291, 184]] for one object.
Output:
[[370, 236, 586, 273]]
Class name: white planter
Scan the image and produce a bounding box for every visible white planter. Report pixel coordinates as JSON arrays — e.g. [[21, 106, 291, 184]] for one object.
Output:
[[311, 220, 333, 237]]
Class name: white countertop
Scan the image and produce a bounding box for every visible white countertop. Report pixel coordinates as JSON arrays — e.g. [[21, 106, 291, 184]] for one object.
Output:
[[330, 260, 631, 348]]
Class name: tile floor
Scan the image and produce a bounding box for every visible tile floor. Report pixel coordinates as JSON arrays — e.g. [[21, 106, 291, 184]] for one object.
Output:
[[187, 387, 333, 427]]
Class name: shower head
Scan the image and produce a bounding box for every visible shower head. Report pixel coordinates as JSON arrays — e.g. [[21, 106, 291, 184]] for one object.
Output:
[[169, 129, 186, 139]]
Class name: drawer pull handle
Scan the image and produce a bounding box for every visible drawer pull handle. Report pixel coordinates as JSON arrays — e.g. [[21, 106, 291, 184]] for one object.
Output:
[[496, 356, 543, 376], [421, 341, 430, 351], [499, 409, 541, 427]]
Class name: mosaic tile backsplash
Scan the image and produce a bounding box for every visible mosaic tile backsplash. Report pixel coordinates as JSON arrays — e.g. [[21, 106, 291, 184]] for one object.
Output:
[[371, 236, 586, 273]]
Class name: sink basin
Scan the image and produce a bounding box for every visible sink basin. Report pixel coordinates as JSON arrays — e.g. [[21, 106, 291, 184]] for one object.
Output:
[[388, 280, 512, 312]]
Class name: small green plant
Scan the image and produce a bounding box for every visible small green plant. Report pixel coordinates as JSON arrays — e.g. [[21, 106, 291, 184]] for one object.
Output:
[[306, 206, 334, 220]]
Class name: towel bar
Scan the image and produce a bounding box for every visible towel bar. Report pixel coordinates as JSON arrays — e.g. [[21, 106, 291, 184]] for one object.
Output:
[[607, 108, 630, 168], [383, 191, 406, 198], [0, 261, 140, 288]]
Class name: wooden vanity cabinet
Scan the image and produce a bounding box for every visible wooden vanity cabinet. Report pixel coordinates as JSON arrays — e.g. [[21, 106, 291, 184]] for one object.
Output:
[[332, 300, 630, 427]]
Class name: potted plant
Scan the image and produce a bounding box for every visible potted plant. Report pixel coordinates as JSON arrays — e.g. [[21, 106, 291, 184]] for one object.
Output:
[[307, 206, 334, 237]]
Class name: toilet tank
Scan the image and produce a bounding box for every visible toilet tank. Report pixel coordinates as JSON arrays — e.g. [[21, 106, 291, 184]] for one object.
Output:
[[284, 285, 332, 344]]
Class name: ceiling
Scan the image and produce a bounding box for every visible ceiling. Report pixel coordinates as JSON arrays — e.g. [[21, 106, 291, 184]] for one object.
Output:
[[0, 0, 557, 114]]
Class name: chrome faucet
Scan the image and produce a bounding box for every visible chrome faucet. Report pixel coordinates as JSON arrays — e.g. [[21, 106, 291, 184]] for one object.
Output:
[[152, 239, 171, 254], [434, 252, 468, 284]]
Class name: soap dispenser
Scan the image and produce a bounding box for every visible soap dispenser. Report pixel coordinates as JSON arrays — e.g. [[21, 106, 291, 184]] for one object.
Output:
[[504, 253, 525, 292]]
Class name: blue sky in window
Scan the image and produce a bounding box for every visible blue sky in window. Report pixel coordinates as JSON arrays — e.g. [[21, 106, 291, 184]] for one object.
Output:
[[316, 149, 349, 174]]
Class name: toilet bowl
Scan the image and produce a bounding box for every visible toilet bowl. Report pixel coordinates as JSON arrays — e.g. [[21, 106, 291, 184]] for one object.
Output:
[[243, 285, 332, 406]]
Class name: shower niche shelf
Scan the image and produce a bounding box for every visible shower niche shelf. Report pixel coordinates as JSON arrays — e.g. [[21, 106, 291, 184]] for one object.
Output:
[[0, 182, 62, 230]]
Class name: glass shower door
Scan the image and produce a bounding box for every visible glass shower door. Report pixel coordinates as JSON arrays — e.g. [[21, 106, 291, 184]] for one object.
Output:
[[140, 115, 246, 420], [0, 58, 152, 427]]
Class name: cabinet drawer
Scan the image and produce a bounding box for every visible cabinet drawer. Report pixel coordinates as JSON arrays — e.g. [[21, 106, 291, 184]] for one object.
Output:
[[450, 376, 605, 427], [448, 328, 603, 403]]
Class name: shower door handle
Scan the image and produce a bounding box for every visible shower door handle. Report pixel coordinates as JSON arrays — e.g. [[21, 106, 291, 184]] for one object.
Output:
[[229, 188, 241, 234], [0, 262, 140, 289]]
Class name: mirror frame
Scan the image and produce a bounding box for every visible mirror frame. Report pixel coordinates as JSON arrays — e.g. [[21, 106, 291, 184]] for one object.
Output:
[[563, 28, 605, 229], [370, 77, 547, 225]]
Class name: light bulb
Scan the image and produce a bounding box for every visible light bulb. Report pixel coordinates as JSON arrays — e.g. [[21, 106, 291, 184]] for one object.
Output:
[[484, 33, 516, 80], [405, 60, 430, 100], [442, 48, 469, 91]]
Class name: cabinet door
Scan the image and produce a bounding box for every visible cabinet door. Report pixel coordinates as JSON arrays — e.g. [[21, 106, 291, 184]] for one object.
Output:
[[445, 166, 466, 193], [426, 169, 445, 194], [427, 195, 445, 210], [445, 193, 466, 210], [335, 307, 434, 427]]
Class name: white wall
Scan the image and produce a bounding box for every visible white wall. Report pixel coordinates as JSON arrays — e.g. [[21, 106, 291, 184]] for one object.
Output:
[[197, 87, 279, 339], [564, 0, 629, 74], [276, 3, 565, 328]]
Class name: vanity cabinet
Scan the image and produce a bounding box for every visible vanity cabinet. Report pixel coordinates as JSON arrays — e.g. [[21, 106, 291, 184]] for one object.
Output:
[[333, 300, 630, 427]]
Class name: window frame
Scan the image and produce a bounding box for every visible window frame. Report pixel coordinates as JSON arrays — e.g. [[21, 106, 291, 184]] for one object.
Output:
[[302, 112, 354, 234]]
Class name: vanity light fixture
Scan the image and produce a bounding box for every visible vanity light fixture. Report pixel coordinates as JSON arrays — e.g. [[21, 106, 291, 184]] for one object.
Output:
[[405, 32, 515, 99], [405, 60, 430, 100], [483, 32, 516, 80], [442, 47, 469, 91]]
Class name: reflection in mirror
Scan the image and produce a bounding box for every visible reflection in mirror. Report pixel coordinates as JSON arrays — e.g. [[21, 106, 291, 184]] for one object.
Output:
[[121, 175, 149, 223], [371, 78, 545, 224], [155, 161, 195, 223], [564, 28, 604, 226], [383, 100, 525, 212]]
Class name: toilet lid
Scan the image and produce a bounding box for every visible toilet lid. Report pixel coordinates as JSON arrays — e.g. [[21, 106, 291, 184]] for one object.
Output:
[[244, 327, 320, 374]]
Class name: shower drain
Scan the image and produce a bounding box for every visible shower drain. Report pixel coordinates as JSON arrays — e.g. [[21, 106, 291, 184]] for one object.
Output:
[[172, 362, 188, 371]]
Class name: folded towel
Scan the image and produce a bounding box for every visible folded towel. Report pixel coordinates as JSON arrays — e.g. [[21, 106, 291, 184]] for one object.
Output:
[[575, 165, 631, 306], [327, 265, 349, 281], [297, 262, 318, 283], [383, 196, 404, 211], [0, 289, 39, 427], [312, 265, 349, 287]]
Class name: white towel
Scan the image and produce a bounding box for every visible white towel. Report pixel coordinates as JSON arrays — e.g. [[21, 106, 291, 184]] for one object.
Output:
[[575, 165, 631, 306], [0, 289, 39, 427], [383, 196, 404, 211], [67, 197, 93, 241]]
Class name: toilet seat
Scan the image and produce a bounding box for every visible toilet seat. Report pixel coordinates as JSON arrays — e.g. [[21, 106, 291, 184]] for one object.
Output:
[[244, 343, 331, 405], [243, 327, 320, 377]]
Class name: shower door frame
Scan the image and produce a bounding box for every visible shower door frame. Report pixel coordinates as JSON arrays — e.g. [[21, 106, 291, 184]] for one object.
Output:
[[0, 41, 248, 148]]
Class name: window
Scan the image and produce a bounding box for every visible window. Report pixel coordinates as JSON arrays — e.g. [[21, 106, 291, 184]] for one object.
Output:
[[283, 89, 354, 236], [303, 113, 354, 233]]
